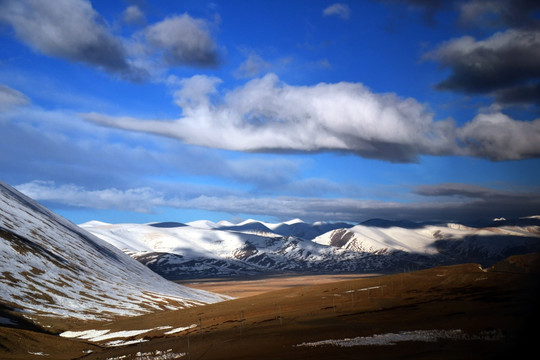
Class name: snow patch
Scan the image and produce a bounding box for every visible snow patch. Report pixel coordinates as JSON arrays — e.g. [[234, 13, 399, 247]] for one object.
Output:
[[105, 338, 148, 347], [60, 326, 174, 343], [164, 324, 197, 335], [296, 329, 504, 347]]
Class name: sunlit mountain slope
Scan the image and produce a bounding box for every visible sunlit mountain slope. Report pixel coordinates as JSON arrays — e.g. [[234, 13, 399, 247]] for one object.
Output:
[[0, 181, 229, 321]]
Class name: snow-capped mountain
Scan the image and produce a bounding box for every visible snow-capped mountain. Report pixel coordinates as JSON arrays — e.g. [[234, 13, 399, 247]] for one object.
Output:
[[0, 181, 228, 321], [80, 221, 360, 278], [314, 218, 540, 266], [81, 215, 540, 279]]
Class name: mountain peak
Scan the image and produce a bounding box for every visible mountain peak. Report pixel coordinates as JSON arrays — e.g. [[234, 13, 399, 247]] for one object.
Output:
[[237, 218, 261, 226], [283, 218, 305, 225]]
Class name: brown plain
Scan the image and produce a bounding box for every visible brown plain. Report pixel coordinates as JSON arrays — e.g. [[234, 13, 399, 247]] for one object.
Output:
[[177, 273, 380, 297]]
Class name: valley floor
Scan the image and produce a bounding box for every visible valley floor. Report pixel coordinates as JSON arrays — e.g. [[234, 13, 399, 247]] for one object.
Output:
[[177, 273, 381, 297]]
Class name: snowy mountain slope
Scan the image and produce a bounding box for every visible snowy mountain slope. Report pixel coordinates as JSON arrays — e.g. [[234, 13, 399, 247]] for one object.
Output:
[[314, 219, 540, 266], [0, 181, 229, 321], [313, 224, 441, 254], [81, 222, 274, 259]]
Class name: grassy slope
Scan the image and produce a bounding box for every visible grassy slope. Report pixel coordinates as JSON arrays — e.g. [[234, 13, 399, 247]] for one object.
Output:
[[1, 253, 539, 359]]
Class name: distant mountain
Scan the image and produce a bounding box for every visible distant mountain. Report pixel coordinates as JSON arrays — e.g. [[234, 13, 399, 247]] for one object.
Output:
[[82, 215, 540, 279], [0, 181, 228, 321], [215, 219, 275, 235], [314, 218, 540, 267], [214, 218, 354, 239]]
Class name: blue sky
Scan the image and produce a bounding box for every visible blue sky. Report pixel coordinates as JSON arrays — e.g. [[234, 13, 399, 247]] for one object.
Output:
[[1, 0, 539, 224]]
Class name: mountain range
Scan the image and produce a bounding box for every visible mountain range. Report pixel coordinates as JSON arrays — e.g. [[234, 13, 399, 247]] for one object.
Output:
[[81, 215, 540, 280]]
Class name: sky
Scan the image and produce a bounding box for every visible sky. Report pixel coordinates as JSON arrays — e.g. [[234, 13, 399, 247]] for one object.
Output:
[[0, 0, 539, 225]]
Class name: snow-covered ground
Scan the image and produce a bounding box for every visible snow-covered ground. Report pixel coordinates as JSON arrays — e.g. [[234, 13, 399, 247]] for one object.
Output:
[[60, 324, 198, 347], [295, 329, 504, 347]]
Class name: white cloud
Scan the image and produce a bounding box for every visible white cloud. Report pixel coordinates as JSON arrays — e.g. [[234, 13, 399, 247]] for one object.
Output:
[[83, 73, 457, 163], [458, 111, 540, 160], [323, 3, 351, 19], [0, 99, 303, 192], [173, 75, 223, 109], [234, 53, 272, 78], [122, 5, 146, 25], [144, 14, 218, 67], [15, 181, 164, 213], [0, 84, 30, 110], [84, 73, 540, 161]]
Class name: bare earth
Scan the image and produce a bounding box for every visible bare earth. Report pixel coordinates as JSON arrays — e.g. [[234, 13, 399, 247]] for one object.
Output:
[[177, 273, 381, 297]]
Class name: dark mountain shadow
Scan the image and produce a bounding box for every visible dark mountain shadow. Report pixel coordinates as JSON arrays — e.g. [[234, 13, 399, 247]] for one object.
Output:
[[486, 217, 540, 228], [360, 218, 433, 229], [149, 222, 187, 228], [0, 304, 47, 333], [432, 234, 540, 268], [361, 216, 540, 230], [272, 222, 354, 240], [216, 222, 273, 234]]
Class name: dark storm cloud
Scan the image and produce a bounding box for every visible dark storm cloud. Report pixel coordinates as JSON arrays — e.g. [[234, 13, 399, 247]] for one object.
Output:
[[414, 182, 526, 199], [379, 0, 540, 27], [382, 1, 540, 106], [457, 0, 540, 28], [493, 83, 540, 106], [412, 183, 540, 222], [377, 0, 449, 25], [424, 29, 540, 104]]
